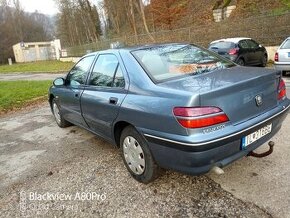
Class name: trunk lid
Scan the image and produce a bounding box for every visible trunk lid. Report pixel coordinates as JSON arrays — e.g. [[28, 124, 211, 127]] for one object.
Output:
[[159, 66, 280, 125]]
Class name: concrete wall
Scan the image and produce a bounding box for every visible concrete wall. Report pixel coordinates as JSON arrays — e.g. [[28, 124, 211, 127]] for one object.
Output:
[[265, 46, 279, 61], [213, 6, 237, 22]]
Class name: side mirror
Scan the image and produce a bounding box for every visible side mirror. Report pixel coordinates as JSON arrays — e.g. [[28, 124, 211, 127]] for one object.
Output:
[[53, 77, 65, 86]]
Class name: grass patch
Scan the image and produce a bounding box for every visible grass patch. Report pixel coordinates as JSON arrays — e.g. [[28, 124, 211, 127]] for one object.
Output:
[[0, 61, 74, 73], [0, 80, 52, 112]]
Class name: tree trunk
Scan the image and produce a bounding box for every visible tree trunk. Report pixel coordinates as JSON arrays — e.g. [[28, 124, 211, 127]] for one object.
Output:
[[135, 0, 155, 42]]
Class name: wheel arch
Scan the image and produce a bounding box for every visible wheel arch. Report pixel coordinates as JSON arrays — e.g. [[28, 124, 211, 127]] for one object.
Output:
[[113, 121, 133, 147], [49, 94, 55, 109]]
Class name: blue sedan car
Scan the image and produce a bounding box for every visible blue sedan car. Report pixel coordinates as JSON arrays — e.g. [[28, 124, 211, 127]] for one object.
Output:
[[49, 43, 289, 183]]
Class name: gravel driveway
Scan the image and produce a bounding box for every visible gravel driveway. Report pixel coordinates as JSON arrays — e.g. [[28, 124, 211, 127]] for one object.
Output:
[[0, 104, 289, 217]]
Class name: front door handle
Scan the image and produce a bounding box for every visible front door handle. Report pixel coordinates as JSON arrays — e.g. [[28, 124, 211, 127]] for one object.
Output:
[[75, 93, 79, 98], [109, 97, 118, 105]]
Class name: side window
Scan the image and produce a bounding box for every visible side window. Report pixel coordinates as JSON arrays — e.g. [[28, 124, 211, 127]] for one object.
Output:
[[113, 65, 125, 88], [247, 40, 259, 49], [239, 40, 249, 49], [89, 54, 125, 88], [67, 56, 95, 86]]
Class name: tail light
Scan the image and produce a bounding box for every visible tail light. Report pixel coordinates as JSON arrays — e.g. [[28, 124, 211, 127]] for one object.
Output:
[[274, 52, 279, 62], [173, 107, 229, 128], [278, 78, 286, 100], [229, 48, 239, 55]]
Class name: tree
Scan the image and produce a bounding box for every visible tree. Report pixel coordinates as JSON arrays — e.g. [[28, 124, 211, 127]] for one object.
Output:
[[0, 0, 50, 63], [55, 0, 102, 46], [135, 0, 154, 41]]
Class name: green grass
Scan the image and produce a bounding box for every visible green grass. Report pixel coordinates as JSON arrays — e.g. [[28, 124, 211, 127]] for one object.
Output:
[[0, 61, 74, 74], [0, 80, 52, 111]]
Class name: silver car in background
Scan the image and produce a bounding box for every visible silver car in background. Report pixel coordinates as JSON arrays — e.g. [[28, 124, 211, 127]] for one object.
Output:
[[275, 37, 290, 75]]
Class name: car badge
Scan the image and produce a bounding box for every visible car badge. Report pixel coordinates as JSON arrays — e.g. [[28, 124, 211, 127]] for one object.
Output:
[[255, 95, 263, 107]]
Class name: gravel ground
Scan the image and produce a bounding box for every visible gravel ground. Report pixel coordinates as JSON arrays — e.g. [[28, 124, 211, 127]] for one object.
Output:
[[0, 104, 274, 217]]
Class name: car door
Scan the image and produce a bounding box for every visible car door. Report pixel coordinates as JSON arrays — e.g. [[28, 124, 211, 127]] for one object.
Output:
[[238, 40, 252, 65], [81, 53, 128, 140], [58, 55, 95, 127], [247, 39, 263, 65]]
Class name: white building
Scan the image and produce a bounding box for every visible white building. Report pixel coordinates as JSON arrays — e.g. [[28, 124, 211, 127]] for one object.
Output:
[[13, 39, 61, 63]]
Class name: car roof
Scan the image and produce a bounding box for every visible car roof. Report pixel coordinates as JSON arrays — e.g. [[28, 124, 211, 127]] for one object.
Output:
[[83, 42, 191, 57], [210, 37, 251, 44]]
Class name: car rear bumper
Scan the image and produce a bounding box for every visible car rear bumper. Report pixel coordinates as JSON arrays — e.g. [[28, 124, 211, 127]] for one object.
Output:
[[274, 63, 290, 71], [142, 102, 290, 175]]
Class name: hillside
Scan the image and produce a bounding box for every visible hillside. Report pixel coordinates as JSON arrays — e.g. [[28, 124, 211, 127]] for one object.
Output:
[[181, 0, 289, 26]]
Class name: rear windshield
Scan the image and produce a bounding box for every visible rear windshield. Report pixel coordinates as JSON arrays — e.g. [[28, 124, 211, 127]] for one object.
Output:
[[209, 41, 235, 50], [132, 44, 235, 82], [281, 39, 290, 49]]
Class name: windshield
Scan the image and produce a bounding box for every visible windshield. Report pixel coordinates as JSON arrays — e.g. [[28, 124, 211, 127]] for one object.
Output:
[[132, 44, 235, 82], [281, 39, 290, 49]]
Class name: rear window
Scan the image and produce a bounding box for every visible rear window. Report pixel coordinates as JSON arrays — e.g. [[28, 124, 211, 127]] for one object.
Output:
[[209, 41, 235, 50], [281, 39, 290, 49], [132, 44, 235, 82]]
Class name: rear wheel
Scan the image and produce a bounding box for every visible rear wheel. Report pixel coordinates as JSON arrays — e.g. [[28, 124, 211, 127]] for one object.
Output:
[[52, 99, 71, 128], [237, 58, 245, 66], [120, 126, 160, 183]]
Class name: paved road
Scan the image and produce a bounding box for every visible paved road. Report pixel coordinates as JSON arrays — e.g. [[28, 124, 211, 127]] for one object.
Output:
[[209, 112, 290, 218], [0, 73, 64, 81]]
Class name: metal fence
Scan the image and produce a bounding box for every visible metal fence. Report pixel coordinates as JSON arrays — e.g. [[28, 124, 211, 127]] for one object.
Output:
[[66, 11, 290, 57]]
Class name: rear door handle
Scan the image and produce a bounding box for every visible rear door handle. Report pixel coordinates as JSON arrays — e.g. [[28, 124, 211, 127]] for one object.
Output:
[[109, 97, 118, 105]]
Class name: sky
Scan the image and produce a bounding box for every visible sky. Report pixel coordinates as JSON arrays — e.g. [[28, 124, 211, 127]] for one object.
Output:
[[18, 0, 101, 16], [19, 0, 59, 15]]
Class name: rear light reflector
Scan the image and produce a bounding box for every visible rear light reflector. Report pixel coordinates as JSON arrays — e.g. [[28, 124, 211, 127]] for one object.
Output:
[[173, 107, 222, 117], [278, 78, 286, 100], [274, 52, 278, 62], [173, 107, 229, 128], [229, 48, 239, 55]]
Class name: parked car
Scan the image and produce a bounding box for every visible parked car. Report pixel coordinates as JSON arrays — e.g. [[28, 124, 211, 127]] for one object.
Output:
[[274, 37, 290, 75], [209, 37, 268, 67], [49, 43, 289, 183]]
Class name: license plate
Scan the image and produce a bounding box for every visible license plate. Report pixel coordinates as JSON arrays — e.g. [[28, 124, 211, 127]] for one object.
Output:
[[241, 124, 272, 149]]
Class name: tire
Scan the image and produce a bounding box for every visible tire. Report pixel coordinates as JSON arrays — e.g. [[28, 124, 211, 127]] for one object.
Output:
[[260, 54, 267, 67], [237, 58, 245, 66], [120, 126, 160, 183], [51, 98, 71, 128]]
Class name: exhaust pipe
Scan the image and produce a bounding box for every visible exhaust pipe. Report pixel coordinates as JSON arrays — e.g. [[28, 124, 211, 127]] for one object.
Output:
[[210, 166, 224, 175]]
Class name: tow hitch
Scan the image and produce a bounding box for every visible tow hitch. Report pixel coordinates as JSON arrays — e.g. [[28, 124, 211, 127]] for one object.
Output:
[[247, 141, 275, 158]]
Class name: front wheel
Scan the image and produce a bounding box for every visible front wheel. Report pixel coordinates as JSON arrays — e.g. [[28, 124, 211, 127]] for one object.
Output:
[[120, 126, 160, 183], [51, 99, 71, 128]]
